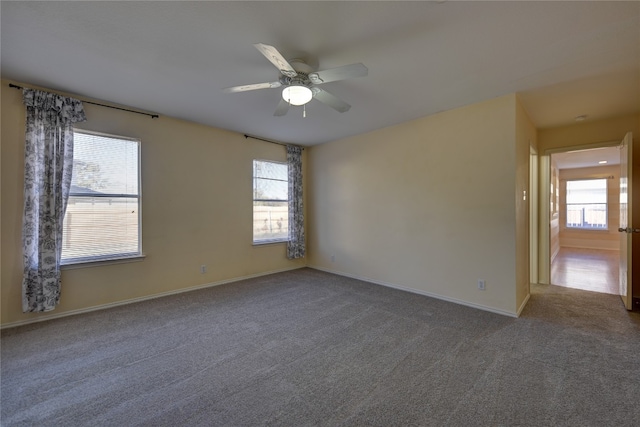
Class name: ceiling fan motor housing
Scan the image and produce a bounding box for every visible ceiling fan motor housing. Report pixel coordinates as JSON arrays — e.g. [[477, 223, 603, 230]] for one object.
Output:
[[280, 59, 316, 88]]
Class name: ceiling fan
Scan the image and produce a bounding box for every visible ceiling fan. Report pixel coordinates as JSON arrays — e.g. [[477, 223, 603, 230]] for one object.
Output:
[[223, 43, 368, 116]]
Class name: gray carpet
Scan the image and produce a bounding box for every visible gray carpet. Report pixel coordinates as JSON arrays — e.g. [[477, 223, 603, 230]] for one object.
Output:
[[2, 268, 639, 426]]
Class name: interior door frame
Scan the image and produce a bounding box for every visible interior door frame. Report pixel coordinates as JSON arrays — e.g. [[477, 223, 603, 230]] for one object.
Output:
[[530, 147, 539, 285], [619, 132, 633, 309], [538, 140, 621, 285]]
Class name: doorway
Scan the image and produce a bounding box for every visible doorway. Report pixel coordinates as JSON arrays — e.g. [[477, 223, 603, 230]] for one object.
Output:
[[547, 146, 621, 295]]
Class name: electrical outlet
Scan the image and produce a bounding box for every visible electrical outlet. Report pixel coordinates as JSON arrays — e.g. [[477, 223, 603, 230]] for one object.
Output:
[[200, 265, 207, 274], [478, 279, 486, 290], [330, 255, 335, 262]]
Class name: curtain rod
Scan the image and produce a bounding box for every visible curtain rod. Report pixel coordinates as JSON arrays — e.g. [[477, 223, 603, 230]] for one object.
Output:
[[8, 83, 159, 119], [244, 134, 304, 150]]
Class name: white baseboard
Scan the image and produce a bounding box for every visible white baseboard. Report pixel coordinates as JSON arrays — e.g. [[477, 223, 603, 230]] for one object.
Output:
[[560, 244, 619, 251], [517, 293, 531, 316], [309, 266, 519, 318], [1, 266, 305, 330]]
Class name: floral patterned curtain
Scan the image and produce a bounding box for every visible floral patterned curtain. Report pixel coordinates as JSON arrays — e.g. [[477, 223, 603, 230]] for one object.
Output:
[[286, 145, 305, 259], [21, 88, 86, 313]]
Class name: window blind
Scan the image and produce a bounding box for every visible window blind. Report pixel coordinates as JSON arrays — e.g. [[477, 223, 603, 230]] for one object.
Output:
[[61, 131, 141, 263], [566, 179, 607, 229], [566, 179, 607, 204], [253, 160, 289, 243]]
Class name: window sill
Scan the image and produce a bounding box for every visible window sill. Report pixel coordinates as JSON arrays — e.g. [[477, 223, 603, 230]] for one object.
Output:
[[564, 228, 610, 232], [253, 240, 288, 247], [61, 254, 146, 270]]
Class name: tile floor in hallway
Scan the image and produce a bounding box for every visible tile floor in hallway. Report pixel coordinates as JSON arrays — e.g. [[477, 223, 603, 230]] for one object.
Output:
[[551, 247, 619, 295]]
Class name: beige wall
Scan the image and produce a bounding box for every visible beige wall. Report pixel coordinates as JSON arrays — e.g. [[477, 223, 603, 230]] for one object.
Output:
[[1, 80, 306, 327], [558, 165, 620, 251], [538, 114, 639, 152], [307, 94, 527, 316]]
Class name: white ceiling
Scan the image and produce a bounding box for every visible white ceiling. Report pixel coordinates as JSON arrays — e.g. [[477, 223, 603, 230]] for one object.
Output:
[[553, 146, 620, 170], [2, 1, 639, 146]]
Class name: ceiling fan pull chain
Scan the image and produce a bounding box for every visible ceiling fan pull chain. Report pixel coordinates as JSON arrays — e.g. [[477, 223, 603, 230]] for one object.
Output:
[[303, 104, 306, 118]]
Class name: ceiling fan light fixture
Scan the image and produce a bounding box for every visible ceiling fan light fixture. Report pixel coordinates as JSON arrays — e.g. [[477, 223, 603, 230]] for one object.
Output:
[[282, 85, 312, 106]]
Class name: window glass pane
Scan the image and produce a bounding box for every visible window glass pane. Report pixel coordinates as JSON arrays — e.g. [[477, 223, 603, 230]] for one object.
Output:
[[72, 132, 139, 195], [254, 179, 288, 201], [566, 204, 607, 229], [253, 160, 288, 243], [63, 196, 139, 261], [566, 179, 607, 229], [253, 201, 289, 242], [566, 179, 606, 204], [254, 160, 288, 181]]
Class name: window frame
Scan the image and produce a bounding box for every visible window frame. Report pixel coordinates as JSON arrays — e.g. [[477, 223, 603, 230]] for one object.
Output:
[[565, 178, 608, 231], [61, 129, 143, 266], [252, 159, 289, 245]]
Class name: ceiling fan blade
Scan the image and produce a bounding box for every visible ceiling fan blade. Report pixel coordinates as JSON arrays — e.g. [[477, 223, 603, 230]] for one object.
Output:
[[308, 63, 368, 85], [223, 81, 281, 93], [311, 88, 351, 113], [254, 43, 298, 78], [274, 99, 290, 116]]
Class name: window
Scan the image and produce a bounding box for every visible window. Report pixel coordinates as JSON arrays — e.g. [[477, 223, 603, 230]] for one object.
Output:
[[253, 160, 288, 244], [566, 179, 607, 230], [62, 130, 141, 264]]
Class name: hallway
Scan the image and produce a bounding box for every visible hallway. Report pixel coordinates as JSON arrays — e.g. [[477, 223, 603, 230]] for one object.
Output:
[[551, 247, 619, 295]]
